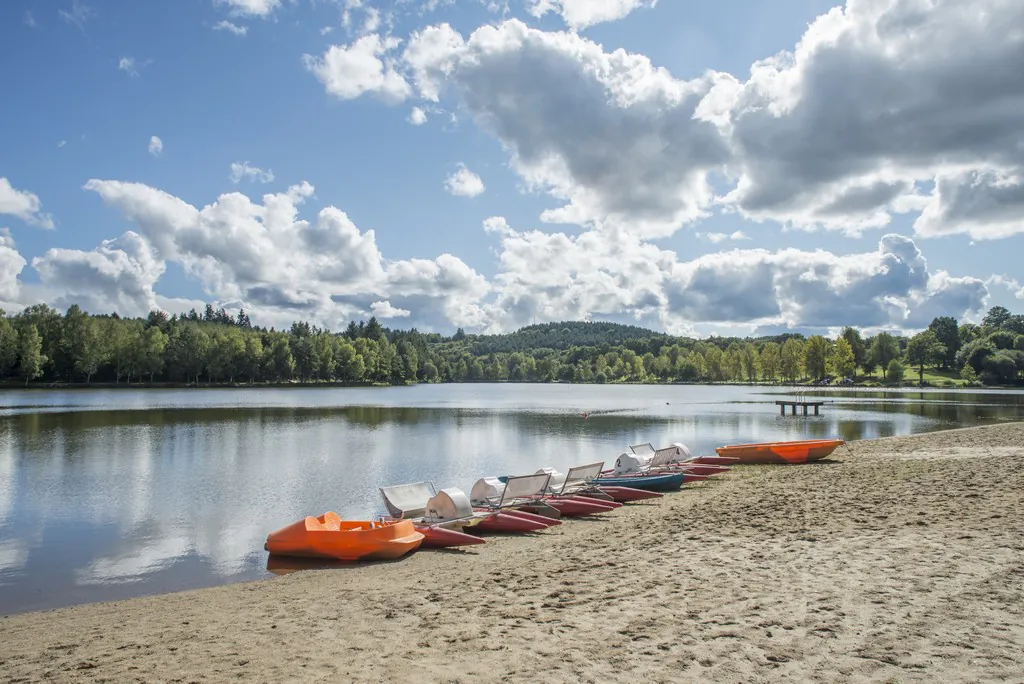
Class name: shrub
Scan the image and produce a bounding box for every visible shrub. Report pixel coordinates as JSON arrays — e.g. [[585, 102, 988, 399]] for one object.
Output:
[[887, 359, 906, 382]]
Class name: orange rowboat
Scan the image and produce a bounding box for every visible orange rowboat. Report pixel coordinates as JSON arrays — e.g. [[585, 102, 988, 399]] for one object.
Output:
[[265, 512, 424, 561], [714, 438, 845, 465]]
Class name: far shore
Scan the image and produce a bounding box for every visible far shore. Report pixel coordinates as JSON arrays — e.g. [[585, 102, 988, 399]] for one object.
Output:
[[2, 379, 1019, 391], [1, 422, 1021, 682]]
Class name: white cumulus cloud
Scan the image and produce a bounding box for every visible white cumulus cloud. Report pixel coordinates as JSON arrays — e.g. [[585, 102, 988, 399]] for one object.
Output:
[[216, 0, 280, 17], [0, 178, 55, 229], [32, 231, 165, 317], [82, 179, 489, 331], [148, 136, 163, 157], [118, 57, 138, 77], [213, 20, 247, 35], [444, 164, 485, 197], [527, 0, 655, 30], [304, 1, 1024, 243], [0, 229, 27, 302], [408, 106, 428, 125], [229, 162, 274, 184], [303, 34, 412, 103], [370, 300, 411, 318]]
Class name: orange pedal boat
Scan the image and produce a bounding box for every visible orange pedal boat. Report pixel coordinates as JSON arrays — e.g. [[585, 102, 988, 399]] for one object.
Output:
[[265, 512, 424, 561], [714, 438, 845, 465]]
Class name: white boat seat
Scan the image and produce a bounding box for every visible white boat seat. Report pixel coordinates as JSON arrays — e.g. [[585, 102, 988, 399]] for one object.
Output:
[[379, 481, 434, 519], [424, 488, 475, 522]]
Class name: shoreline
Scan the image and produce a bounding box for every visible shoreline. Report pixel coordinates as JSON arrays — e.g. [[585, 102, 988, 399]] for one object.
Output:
[[3, 380, 1020, 391], [2, 423, 1022, 682]]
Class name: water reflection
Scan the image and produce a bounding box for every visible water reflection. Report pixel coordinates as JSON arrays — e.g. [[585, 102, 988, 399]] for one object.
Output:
[[0, 384, 1022, 615]]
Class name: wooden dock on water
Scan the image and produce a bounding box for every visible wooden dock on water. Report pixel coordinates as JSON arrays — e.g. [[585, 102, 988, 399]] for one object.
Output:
[[775, 400, 826, 416]]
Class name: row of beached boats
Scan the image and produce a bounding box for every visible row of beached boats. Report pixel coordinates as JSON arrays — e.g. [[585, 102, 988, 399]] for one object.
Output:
[[264, 437, 846, 562]]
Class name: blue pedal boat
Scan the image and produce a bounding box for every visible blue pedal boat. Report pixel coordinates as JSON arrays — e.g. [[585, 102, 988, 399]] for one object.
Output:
[[594, 471, 686, 492]]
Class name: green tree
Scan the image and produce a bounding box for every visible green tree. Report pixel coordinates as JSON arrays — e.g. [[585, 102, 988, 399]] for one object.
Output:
[[840, 327, 865, 373], [759, 342, 781, 382], [314, 334, 338, 381], [956, 337, 995, 374], [887, 358, 905, 383], [830, 337, 856, 379], [724, 343, 743, 381], [927, 316, 960, 369], [0, 314, 18, 378], [269, 336, 294, 381], [780, 338, 804, 383], [397, 341, 419, 383], [870, 333, 900, 380], [421, 360, 439, 382], [704, 346, 724, 381], [741, 343, 759, 382], [982, 306, 1011, 330], [905, 330, 946, 385], [76, 318, 107, 384], [804, 336, 830, 380], [17, 324, 46, 386], [59, 304, 90, 381], [167, 325, 210, 384], [140, 326, 168, 382], [960, 364, 979, 385]]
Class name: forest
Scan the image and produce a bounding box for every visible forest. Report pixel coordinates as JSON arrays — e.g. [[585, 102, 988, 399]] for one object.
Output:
[[1, 303, 1022, 388]]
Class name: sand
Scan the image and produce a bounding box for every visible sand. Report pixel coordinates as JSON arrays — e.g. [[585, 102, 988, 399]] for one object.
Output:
[[2, 423, 1023, 683]]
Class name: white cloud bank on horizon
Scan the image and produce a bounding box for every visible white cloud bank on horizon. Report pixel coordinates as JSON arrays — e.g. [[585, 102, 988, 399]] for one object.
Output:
[[0, 179, 989, 336]]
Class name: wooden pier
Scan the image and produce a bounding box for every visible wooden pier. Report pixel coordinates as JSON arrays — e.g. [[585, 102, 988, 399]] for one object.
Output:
[[775, 400, 826, 416]]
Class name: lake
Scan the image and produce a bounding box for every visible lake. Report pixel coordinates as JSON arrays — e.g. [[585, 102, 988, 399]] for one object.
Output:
[[2, 383, 1023, 615]]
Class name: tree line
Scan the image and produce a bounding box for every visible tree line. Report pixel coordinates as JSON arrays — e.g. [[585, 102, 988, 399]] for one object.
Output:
[[1, 303, 1022, 387]]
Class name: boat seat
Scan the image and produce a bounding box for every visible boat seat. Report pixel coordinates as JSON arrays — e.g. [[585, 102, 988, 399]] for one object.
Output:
[[470, 477, 506, 506], [649, 443, 692, 467], [614, 452, 647, 475], [424, 488, 474, 521], [498, 473, 551, 505], [536, 467, 566, 492], [379, 482, 434, 519], [559, 462, 604, 493]]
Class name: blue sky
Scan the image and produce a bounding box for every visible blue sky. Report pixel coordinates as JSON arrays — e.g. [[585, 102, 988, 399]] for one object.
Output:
[[2, 0, 1022, 335]]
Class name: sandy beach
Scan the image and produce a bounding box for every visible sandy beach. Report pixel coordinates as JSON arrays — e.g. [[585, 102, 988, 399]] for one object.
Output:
[[2, 423, 1022, 683]]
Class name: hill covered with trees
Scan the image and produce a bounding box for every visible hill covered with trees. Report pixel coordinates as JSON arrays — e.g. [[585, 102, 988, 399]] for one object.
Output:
[[1, 304, 1022, 388]]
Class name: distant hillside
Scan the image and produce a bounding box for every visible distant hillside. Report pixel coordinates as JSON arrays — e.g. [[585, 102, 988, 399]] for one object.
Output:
[[466, 321, 669, 354]]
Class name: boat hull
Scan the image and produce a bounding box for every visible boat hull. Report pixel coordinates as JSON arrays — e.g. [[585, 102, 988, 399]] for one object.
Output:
[[595, 472, 687, 492], [714, 439, 845, 465], [690, 455, 740, 466], [591, 486, 663, 502], [474, 511, 550, 533], [416, 524, 487, 548], [524, 496, 614, 517], [265, 513, 424, 561]]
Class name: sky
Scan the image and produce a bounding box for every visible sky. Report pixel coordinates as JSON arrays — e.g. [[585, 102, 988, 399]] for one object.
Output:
[[1, 0, 1023, 337]]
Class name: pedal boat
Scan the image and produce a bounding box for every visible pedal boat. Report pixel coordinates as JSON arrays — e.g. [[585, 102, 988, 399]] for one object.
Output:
[[265, 512, 423, 561]]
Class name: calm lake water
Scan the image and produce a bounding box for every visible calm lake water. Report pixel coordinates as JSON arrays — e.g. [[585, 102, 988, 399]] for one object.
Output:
[[2, 383, 1023, 615]]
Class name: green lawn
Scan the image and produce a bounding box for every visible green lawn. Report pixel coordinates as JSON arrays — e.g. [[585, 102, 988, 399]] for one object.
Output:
[[857, 367, 967, 387]]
